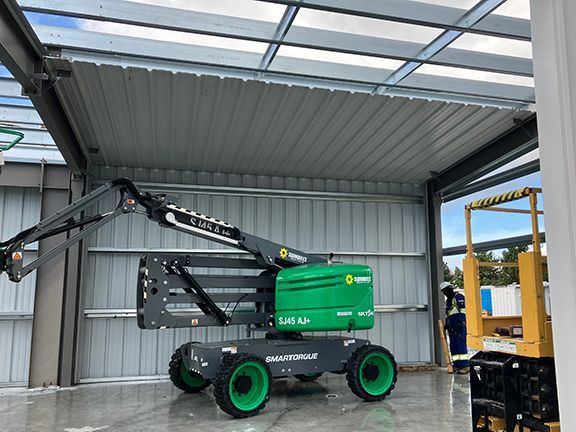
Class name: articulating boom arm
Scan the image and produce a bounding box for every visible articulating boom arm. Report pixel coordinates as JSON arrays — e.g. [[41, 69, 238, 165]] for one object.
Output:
[[0, 177, 327, 330], [0, 177, 325, 283]]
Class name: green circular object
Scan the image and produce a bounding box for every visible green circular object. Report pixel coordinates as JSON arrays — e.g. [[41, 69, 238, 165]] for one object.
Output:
[[359, 352, 395, 396], [180, 363, 207, 388], [229, 361, 269, 411]]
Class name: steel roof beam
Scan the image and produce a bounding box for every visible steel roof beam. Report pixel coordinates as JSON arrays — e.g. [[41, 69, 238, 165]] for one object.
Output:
[[61, 49, 530, 110], [259, 4, 300, 72], [431, 115, 538, 194], [379, 0, 508, 92], [255, 0, 531, 41], [0, 0, 85, 173], [443, 232, 545, 256], [0, 0, 45, 94], [442, 159, 540, 202], [18, 0, 533, 76], [35, 26, 535, 107]]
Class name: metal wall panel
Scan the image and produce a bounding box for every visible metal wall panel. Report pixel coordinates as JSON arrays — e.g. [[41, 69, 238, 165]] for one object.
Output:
[[79, 167, 429, 381], [0, 187, 41, 386]]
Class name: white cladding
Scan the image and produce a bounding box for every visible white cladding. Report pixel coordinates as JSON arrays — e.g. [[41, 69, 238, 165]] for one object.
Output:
[[0, 186, 41, 386]]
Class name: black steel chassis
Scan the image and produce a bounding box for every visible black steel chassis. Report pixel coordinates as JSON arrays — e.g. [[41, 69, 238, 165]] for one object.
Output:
[[470, 351, 559, 432], [181, 336, 369, 380], [136, 253, 277, 330]]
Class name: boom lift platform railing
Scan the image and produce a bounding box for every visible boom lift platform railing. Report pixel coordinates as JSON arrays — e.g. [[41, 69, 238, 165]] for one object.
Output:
[[0, 127, 24, 173], [0, 177, 398, 418]]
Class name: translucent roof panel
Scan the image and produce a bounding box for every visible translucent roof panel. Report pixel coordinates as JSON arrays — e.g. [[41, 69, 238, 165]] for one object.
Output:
[[275, 46, 406, 70], [16, 0, 536, 109], [413, 0, 530, 19], [450, 34, 532, 58], [416, 64, 534, 87], [75, 18, 268, 54], [292, 9, 444, 44], [123, 0, 286, 22]]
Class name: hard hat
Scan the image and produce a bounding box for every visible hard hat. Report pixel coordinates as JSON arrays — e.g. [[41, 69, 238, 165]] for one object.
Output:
[[439, 281, 453, 291]]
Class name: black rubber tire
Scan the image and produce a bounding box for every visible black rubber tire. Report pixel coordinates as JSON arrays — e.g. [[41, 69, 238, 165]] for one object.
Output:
[[169, 344, 211, 393], [213, 354, 272, 418], [294, 373, 323, 382], [346, 344, 398, 402]]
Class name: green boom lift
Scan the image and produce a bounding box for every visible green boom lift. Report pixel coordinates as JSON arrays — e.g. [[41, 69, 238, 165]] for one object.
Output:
[[0, 177, 398, 417]]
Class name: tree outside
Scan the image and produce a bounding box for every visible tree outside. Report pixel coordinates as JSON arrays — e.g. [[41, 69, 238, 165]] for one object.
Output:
[[499, 246, 529, 285], [443, 246, 531, 287]]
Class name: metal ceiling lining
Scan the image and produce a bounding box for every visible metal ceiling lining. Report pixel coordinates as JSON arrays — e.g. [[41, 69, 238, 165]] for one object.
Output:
[[52, 60, 531, 183]]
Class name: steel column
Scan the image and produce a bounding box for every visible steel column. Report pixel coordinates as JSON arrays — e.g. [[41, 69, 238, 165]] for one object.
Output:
[[58, 175, 86, 386], [530, 0, 576, 428], [29, 174, 70, 387], [425, 181, 444, 365], [27, 166, 86, 387]]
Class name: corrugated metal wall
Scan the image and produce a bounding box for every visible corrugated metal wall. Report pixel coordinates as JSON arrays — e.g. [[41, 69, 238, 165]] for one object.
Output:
[[0, 187, 41, 386], [79, 166, 430, 381]]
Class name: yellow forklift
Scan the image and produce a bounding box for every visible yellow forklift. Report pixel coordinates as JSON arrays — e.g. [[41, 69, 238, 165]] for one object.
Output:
[[463, 187, 560, 432]]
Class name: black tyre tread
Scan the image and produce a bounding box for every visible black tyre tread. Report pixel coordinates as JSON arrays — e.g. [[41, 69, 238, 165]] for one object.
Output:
[[346, 344, 398, 402], [169, 344, 211, 393], [213, 353, 272, 418], [294, 373, 323, 382]]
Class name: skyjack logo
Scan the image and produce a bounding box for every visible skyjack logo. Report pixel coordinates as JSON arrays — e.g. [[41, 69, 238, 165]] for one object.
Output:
[[357, 309, 374, 317]]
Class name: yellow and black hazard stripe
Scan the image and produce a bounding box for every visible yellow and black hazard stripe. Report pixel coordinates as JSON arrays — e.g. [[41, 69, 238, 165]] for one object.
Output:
[[467, 187, 531, 210]]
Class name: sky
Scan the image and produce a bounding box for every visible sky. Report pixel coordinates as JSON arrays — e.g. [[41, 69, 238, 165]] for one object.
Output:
[[442, 170, 543, 270], [11, 0, 539, 266]]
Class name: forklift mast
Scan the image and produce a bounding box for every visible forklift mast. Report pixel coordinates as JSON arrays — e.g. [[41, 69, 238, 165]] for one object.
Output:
[[0, 178, 326, 330]]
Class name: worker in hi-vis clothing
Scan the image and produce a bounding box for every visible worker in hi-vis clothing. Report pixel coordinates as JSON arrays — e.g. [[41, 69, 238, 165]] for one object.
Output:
[[440, 281, 469, 374]]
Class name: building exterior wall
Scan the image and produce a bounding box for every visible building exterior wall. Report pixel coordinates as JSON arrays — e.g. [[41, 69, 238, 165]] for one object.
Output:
[[0, 186, 41, 386], [79, 166, 430, 381]]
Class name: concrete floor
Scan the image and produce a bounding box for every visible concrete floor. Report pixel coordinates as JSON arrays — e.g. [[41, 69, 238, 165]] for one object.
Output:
[[0, 370, 472, 432]]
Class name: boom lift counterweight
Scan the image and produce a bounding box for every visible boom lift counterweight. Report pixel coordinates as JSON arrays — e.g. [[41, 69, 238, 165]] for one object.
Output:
[[0, 177, 397, 417]]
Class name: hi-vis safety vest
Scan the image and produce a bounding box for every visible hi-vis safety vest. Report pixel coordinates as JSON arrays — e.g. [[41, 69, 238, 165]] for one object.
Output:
[[452, 353, 469, 361], [447, 297, 465, 317]]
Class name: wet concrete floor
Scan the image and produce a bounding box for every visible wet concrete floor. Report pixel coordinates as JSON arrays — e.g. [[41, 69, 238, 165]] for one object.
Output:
[[0, 370, 471, 432]]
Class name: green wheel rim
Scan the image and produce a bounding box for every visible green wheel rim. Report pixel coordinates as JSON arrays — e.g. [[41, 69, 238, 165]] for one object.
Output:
[[359, 352, 394, 396], [180, 363, 207, 388], [229, 361, 268, 411]]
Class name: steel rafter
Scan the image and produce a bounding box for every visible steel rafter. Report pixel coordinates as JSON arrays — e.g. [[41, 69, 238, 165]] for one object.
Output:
[[442, 159, 540, 202], [378, 0, 508, 93], [18, 0, 532, 77], [431, 115, 538, 195], [254, 0, 531, 41], [258, 3, 300, 73], [443, 232, 546, 256], [0, 0, 85, 173]]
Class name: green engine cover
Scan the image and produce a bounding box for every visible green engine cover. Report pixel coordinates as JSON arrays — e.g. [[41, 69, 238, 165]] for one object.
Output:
[[275, 263, 374, 332]]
